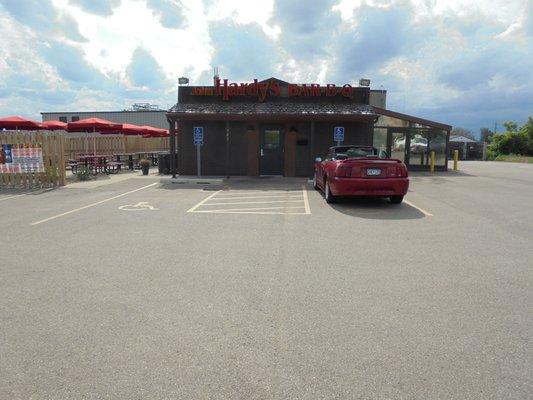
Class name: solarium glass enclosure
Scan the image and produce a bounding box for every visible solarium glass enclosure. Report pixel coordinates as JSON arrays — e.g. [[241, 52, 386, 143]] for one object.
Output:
[[373, 114, 450, 171]]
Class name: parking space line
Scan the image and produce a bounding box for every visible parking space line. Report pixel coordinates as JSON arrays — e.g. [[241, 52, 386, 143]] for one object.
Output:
[[194, 206, 305, 213], [302, 185, 311, 214], [188, 187, 310, 215], [202, 199, 304, 206], [214, 190, 301, 195], [195, 210, 307, 215], [186, 190, 222, 212], [213, 194, 304, 200], [404, 200, 433, 217], [0, 194, 25, 202], [30, 182, 159, 226]]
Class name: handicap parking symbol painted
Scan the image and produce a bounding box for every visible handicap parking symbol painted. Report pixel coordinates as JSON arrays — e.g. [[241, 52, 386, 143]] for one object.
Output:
[[119, 202, 159, 211]]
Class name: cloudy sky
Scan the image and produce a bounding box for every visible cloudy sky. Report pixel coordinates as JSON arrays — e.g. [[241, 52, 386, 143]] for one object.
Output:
[[0, 0, 531, 134]]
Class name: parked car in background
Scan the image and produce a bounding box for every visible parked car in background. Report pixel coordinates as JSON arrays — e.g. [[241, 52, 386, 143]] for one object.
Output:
[[410, 136, 428, 154], [394, 137, 406, 150], [313, 145, 409, 204]]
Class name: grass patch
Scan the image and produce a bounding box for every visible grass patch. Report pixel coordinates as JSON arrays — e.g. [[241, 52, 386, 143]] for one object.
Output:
[[494, 154, 533, 163]]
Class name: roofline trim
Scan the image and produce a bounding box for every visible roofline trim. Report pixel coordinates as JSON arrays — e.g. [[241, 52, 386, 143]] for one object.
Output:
[[373, 107, 452, 130], [166, 112, 377, 122], [41, 110, 167, 115]]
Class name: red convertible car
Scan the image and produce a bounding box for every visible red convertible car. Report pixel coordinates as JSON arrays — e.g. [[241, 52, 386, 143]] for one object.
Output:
[[313, 145, 409, 204]]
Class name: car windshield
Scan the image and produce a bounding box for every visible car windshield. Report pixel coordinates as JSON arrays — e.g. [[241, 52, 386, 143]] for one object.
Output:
[[334, 147, 377, 158]]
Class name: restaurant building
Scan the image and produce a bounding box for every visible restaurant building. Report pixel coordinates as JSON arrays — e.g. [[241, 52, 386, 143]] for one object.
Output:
[[167, 77, 451, 177]]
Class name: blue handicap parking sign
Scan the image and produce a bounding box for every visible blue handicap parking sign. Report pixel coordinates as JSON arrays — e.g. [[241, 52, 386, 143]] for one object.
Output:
[[193, 126, 203, 145], [334, 126, 344, 142]]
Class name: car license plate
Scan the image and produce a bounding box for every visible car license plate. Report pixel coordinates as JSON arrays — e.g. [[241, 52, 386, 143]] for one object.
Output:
[[367, 168, 381, 176]]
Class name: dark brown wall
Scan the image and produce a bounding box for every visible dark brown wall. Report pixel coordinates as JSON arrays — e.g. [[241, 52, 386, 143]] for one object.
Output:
[[178, 119, 373, 176], [178, 120, 248, 175], [247, 127, 259, 175], [284, 127, 297, 177], [292, 121, 372, 177]]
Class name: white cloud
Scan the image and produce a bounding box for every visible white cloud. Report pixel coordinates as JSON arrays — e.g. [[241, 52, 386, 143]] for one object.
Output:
[[205, 0, 280, 38], [0, 0, 531, 132], [50, 0, 212, 82]]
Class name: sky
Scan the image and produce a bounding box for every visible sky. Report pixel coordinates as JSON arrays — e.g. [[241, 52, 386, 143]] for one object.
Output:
[[0, 0, 531, 135]]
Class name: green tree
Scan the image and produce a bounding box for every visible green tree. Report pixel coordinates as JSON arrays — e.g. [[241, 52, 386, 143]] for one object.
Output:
[[489, 117, 533, 156], [503, 121, 518, 132], [519, 117, 533, 155], [480, 128, 494, 143]]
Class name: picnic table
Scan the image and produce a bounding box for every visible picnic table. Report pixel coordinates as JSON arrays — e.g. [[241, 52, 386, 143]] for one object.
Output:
[[115, 152, 162, 170], [72, 155, 123, 174]]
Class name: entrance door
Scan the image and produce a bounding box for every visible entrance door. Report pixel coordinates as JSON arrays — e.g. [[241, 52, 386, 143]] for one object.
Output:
[[260, 128, 283, 175]]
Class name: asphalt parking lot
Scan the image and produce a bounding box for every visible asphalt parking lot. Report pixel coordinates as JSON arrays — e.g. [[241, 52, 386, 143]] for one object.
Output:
[[1, 161, 532, 399]]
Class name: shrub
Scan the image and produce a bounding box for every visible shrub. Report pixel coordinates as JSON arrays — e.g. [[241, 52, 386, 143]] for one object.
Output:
[[485, 148, 497, 160], [75, 166, 91, 181], [489, 117, 533, 157]]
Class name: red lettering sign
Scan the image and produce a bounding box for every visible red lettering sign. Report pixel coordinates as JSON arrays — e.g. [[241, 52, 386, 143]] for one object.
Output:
[[192, 78, 358, 101]]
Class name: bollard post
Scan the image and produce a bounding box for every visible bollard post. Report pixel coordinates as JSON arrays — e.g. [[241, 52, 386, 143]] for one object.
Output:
[[453, 150, 459, 171], [430, 151, 435, 173]]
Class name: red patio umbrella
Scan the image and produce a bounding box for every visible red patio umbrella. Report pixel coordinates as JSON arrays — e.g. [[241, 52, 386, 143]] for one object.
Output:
[[41, 120, 67, 130], [140, 126, 169, 138], [0, 115, 43, 130], [120, 123, 147, 136], [67, 118, 122, 133], [67, 118, 122, 154]]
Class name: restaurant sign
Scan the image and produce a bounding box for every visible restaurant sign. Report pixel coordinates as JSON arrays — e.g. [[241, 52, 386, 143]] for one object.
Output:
[[191, 78, 361, 102]]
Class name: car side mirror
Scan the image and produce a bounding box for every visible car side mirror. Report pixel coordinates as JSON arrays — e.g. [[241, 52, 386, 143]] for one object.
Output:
[[315, 157, 322, 162]]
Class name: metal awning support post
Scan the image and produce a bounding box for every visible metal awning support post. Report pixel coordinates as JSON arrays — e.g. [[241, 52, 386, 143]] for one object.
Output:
[[225, 120, 230, 178], [310, 120, 315, 164], [168, 117, 176, 178]]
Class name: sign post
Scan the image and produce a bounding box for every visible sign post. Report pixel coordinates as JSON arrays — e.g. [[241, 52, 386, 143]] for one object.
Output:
[[193, 126, 203, 177], [334, 126, 344, 146]]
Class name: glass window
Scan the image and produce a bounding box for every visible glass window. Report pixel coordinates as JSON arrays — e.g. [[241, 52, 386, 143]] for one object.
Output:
[[375, 115, 409, 128], [59, 116, 67, 123], [373, 128, 387, 153], [408, 129, 447, 166], [264, 130, 279, 149], [71, 116, 80, 122], [390, 131, 406, 162], [429, 129, 447, 166], [409, 130, 429, 165]]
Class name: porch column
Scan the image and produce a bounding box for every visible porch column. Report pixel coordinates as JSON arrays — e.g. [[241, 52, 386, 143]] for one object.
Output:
[[168, 117, 176, 178], [310, 121, 315, 163], [225, 120, 230, 178], [247, 123, 259, 176]]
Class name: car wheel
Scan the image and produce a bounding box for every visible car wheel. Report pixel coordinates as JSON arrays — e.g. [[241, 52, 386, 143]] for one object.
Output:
[[325, 180, 336, 203], [313, 173, 319, 190], [389, 195, 404, 204]]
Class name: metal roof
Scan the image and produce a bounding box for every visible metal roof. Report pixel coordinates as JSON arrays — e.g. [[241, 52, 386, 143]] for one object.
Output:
[[168, 102, 376, 121], [450, 135, 477, 143]]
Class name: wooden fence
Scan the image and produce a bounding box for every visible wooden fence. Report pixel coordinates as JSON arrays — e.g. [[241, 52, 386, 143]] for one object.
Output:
[[65, 135, 168, 158], [0, 131, 66, 188]]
